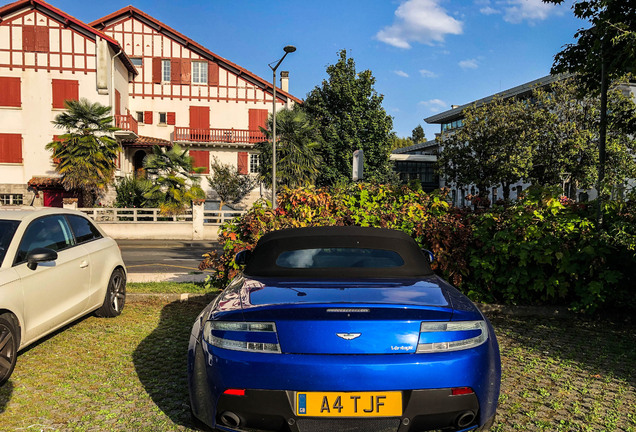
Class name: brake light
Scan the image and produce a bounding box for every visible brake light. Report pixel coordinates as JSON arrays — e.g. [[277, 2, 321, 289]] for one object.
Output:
[[203, 321, 281, 353], [416, 320, 488, 353], [223, 389, 246, 396], [451, 387, 474, 396]]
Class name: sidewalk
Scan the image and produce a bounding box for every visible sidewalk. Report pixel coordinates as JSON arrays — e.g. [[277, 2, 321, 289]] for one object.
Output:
[[127, 271, 211, 283]]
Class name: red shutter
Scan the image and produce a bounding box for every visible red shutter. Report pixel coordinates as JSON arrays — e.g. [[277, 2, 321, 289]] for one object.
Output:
[[249, 109, 269, 143], [181, 59, 191, 84], [0, 77, 21, 107], [22, 25, 36, 51], [144, 111, 153, 124], [171, 59, 181, 84], [52, 79, 78, 109], [208, 62, 219, 86], [0, 133, 23, 163], [167, 112, 176, 125], [237, 152, 248, 175], [115, 89, 121, 116], [190, 150, 209, 174], [35, 26, 49, 52], [152, 57, 162, 83]]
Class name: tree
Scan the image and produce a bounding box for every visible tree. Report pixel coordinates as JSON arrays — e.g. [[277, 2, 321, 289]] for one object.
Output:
[[529, 77, 636, 195], [437, 96, 536, 200], [255, 106, 323, 189], [114, 175, 155, 208], [46, 98, 120, 206], [142, 144, 205, 215], [302, 50, 395, 185], [542, 0, 636, 219], [207, 157, 258, 210], [390, 136, 413, 151], [411, 125, 426, 143]]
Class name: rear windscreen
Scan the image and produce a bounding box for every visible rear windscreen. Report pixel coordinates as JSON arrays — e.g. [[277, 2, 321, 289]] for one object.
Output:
[[276, 248, 405, 269]]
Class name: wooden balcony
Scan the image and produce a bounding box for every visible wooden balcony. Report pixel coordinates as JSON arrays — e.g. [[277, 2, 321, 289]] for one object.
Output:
[[173, 127, 266, 146], [114, 114, 139, 141]]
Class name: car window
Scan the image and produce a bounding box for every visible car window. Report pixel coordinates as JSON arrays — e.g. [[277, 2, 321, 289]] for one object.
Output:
[[66, 214, 103, 244], [15, 215, 75, 264], [0, 220, 20, 266], [276, 248, 405, 269]]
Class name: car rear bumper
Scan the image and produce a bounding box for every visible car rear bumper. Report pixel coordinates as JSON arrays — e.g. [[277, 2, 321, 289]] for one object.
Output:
[[188, 336, 500, 432]]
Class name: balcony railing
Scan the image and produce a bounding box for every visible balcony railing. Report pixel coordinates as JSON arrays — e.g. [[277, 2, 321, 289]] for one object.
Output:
[[174, 127, 266, 144], [115, 114, 139, 135]]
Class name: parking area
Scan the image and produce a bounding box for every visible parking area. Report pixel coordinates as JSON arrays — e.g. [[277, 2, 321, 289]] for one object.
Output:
[[0, 298, 634, 431]]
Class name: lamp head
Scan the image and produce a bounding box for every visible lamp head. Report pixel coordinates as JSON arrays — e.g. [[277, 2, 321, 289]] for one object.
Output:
[[283, 45, 297, 53]]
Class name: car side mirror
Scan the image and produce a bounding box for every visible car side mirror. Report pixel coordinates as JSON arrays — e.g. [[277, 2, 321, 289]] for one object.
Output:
[[27, 247, 58, 270], [422, 249, 435, 264], [235, 250, 252, 266]]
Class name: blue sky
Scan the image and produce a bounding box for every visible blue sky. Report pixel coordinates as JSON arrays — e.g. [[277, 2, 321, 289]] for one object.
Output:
[[43, 0, 584, 140]]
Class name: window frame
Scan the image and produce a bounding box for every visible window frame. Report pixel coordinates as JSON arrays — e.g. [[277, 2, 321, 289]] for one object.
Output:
[[192, 61, 208, 85], [162, 59, 171, 83]]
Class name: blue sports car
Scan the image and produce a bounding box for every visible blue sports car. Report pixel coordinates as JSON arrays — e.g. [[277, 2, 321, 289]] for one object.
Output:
[[188, 226, 501, 432]]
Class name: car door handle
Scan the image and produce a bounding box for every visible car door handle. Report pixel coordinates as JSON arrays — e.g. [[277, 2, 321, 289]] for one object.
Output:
[[80, 261, 89, 268]]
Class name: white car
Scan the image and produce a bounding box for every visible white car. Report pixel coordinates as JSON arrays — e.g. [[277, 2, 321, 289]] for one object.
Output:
[[0, 208, 126, 384]]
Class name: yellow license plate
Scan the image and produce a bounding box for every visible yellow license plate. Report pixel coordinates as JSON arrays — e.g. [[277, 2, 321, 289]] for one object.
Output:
[[296, 392, 402, 417]]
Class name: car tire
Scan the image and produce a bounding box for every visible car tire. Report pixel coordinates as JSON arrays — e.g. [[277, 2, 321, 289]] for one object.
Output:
[[95, 268, 126, 318], [0, 315, 18, 385]]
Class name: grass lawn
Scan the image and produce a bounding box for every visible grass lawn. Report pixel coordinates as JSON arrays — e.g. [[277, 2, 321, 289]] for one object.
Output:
[[127, 281, 217, 295], [0, 296, 634, 431]]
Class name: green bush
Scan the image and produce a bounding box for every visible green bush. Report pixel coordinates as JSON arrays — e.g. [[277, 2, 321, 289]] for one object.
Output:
[[199, 184, 636, 313], [114, 176, 155, 208]]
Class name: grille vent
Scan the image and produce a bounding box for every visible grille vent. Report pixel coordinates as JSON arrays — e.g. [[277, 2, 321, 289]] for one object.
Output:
[[296, 418, 400, 432]]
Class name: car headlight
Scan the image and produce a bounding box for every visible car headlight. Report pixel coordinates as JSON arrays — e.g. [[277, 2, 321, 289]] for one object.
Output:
[[416, 320, 488, 353], [202, 321, 281, 353]]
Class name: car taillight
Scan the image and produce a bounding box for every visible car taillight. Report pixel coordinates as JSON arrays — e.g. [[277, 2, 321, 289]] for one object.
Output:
[[202, 321, 281, 353], [416, 320, 488, 353]]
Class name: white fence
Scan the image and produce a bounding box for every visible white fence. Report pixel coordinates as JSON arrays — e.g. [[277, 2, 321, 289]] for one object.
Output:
[[74, 204, 245, 240]]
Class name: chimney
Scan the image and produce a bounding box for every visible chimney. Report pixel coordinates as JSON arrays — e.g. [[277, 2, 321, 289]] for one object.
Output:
[[280, 71, 289, 93]]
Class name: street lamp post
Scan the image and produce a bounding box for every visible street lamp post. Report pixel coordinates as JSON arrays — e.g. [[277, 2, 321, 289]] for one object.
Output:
[[269, 45, 296, 210]]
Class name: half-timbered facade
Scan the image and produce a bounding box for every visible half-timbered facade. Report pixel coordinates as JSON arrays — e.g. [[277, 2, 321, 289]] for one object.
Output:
[[0, 0, 136, 206], [0, 0, 301, 207], [91, 6, 301, 202]]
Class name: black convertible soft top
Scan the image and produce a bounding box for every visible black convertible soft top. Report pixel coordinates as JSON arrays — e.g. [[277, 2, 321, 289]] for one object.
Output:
[[243, 226, 434, 278]]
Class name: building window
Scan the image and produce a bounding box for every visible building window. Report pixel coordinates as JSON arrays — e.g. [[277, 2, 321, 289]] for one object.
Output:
[[51, 79, 79, 109], [192, 61, 208, 84], [492, 187, 498, 202], [516, 185, 523, 199], [158, 112, 167, 125], [130, 57, 143, 67], [0, 194, 23, 205], [0, 133, 22, 163], [136, 111, 144, 123], [451, 189, 457, 206], [249, 154, 260, 174], [162, 60, 171, 82], [0, 77, 21, 107]]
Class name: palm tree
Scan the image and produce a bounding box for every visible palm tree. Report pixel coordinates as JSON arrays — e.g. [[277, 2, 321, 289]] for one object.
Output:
[[143, 144, 205, 215], [46, 98, 120, 206], [255, 106, 323, 189]]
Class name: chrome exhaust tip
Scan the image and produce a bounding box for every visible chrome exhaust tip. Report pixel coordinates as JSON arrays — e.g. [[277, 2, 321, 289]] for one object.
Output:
[[219, 411, 241, 428]]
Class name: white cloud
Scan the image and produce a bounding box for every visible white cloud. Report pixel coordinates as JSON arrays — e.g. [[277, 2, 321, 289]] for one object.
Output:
[[480, 6, 500, 15], [502, 0, 560, 24], [419, 69, 439, 78], [376, 0, 463, 49], [419, 98, 448, 112], [394, 70, 410, 78], [458, 58, 479, 69]]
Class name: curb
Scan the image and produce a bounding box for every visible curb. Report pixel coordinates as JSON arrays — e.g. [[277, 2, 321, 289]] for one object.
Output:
[[477, 303, 572, 318], [127, 292, 217, 303]]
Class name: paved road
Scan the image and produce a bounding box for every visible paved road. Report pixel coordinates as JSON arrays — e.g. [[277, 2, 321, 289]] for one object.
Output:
[[116, 239, 220, 275]]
